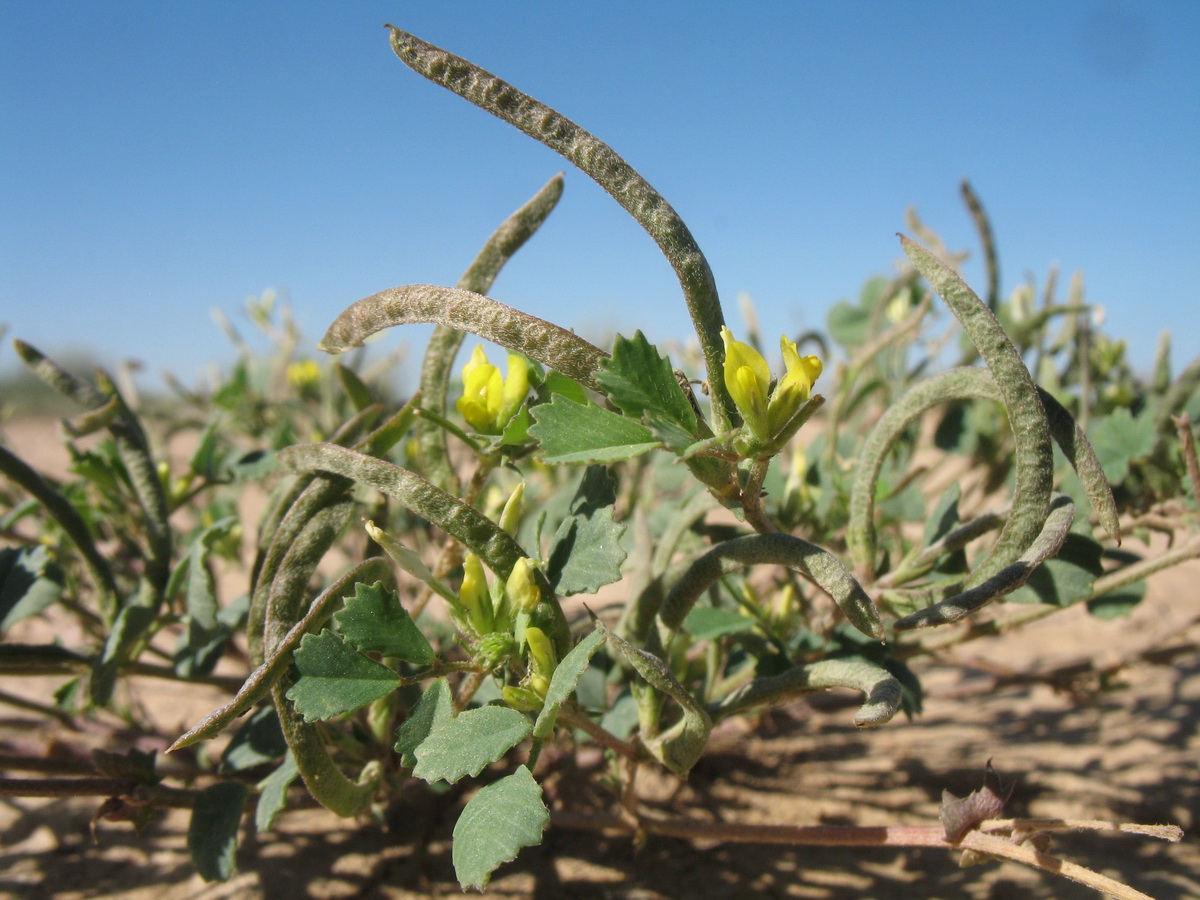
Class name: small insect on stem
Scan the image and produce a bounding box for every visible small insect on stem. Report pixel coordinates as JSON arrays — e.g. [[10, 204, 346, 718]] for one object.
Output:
[[675, 369, 705, 422]]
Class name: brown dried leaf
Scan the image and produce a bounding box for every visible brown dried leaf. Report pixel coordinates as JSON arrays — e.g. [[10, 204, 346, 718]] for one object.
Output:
[[940, 761, 1012, 843]]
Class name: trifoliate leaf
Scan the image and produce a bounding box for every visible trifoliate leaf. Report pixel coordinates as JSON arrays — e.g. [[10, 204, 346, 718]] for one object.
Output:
[[596, 331, 697, 433], [1089, 407, 1156, 484], [285, 630, 401, 721]]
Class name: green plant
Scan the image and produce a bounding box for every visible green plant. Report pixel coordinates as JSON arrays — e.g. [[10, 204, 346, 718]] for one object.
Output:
[[2, 26, 1197, 899]]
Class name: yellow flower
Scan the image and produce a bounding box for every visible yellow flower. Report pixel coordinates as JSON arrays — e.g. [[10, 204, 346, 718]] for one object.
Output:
[[722, 327, 772, 441], [767, 335, 822, 437], [721, 327, 821, 445], [455, 345, 530, 434], [286, 359, 321, 390]]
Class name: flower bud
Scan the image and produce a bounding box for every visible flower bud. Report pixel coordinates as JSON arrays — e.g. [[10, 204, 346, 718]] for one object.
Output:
[[502, 685, 544, 711], [499, 482, 525, 536], [529, 673, 552, 700], [524, 626, 557, 678], [459, 553, 494, 634], [505, 557, 541, 614]]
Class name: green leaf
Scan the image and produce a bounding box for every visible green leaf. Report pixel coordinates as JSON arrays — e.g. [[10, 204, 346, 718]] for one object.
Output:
[[1089, 407, 1157, 484], [596, 331, 697, 433], [91, 604, 156, 705], [0, 545, 63, 633], [255, 751, 299, 832], [923, 483, 962, 546], [188, 781, 248, 882], [546, 467, 627, 596], [395, 678, 455, 768], [173, 619, 230, 678], [1009, 533, 1104, 606], [1087, 579, 1146, 620], [452, 765, 548, 890], [220, 706, 287, 773], [534, 627, 606, 739], [827, 299, 872, 348], [334, 582, 434, 664], [285, 630, 402, 721], [411, 703, 532, 784], [529, 394, 660, 464], [684, 606, 756, 640]]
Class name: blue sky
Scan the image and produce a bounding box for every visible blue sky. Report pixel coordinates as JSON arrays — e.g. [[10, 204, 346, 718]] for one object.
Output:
[[2, 2, 1197, 390]]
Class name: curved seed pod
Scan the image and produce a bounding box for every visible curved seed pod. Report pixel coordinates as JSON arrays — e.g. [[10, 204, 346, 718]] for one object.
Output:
[[418, 174, 566, 492], [0, 446, 120, 617], [894, 493, 1076, 630], [320, 284, 606, 393], [274, 680, 381, 817], [248, 401, 418, 663], [895, 239, 1053, 588], [278, 443, 570, 654], [848, 367, 1119, 579], [169, 558, 393, 752], [960, 180, 999, 312], [596, 619, 711, 777], [385, 27, 734, 429], [253, 403, 385, 572], [658, 533, 883, 640], [710, 657, 902, 727], [263, 499, 355, 655]]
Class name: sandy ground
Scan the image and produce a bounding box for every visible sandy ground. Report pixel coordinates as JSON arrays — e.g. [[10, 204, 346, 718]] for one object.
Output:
[[2, 416, 1198, 899]]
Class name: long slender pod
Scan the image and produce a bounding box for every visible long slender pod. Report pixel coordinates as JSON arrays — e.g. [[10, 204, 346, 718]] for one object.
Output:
[[169, 558, 393, 751], [262, 499, 356, 657], [417, 174, 566, 492], [898, 238, 1053, 587], [384, 27, 734, 429], [894, 494, 1076, 630], [658, 533, 883, 640], [960, 180, 999, 312], [710, 658, 902, 727], [277, 443, 570, 653], [847, 367, 1119, 579], [321, 284, 606, 393], [0, 446, 120, 616]]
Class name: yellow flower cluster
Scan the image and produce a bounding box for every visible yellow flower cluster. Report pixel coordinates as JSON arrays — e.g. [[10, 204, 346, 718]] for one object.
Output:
[[456, 345, 530, 434], [720, 327, 821, 445]]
